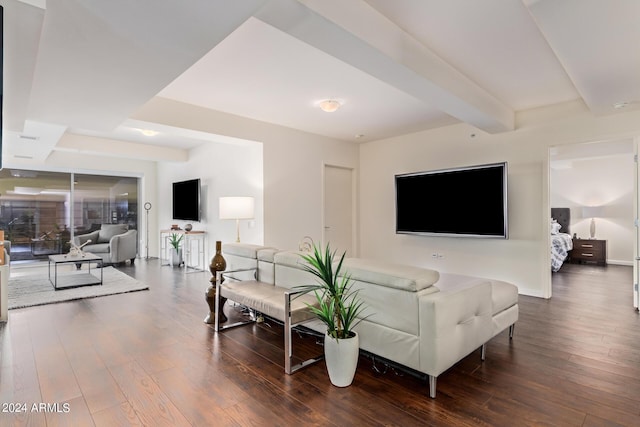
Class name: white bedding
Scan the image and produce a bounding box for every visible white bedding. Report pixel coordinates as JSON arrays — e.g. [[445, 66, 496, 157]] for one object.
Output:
[[551, 233, 573, 272]]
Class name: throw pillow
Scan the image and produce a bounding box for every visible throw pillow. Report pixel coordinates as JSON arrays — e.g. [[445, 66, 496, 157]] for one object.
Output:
[[98, 224, 128, 243]]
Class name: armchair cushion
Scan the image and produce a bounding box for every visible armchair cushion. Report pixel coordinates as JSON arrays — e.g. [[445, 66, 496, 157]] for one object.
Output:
[[98, 224, 129, 243], [87, 243, 110, 254]]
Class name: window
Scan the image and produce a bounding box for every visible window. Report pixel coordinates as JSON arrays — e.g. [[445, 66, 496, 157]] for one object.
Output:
[[0, 169, 138, 262]]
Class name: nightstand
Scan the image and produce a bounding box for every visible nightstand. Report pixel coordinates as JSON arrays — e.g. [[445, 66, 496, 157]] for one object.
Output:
[[571, 239, 607, 265]]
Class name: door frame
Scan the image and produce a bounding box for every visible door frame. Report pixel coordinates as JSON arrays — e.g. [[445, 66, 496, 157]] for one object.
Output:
[[634, 137, 639, 309], [547, 138, 639, 309]]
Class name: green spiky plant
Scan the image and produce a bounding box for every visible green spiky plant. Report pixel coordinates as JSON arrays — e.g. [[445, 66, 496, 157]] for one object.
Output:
[[297, 243, 367, 339], [169, 233, 183, 251]]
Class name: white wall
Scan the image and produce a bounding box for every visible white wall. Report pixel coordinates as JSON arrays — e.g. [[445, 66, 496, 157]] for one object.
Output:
[[359, 101, 640, 298], [135, 97, 360, 252], [28, 99, 640, 299], [157, 139, 264, 257], [9, 99, 360, 262], [551, 152, 634, 265]]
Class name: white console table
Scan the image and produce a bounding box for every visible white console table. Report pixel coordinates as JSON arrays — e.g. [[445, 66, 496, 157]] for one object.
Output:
[[160, 230, 206, 273]]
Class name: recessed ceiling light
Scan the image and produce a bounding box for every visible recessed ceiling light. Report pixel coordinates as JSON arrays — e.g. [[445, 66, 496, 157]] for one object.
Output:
[[613, 101, 629, 110], [18, 135, 39, 141], [318, 99, 342, 113]]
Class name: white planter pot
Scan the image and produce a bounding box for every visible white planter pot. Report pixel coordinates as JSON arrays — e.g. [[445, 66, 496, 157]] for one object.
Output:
[[324, 331, 359, 387], [170, 248, 183, 267]]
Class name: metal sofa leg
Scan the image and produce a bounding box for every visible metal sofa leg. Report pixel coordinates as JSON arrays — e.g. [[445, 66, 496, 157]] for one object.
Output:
[[428, 375, 437, 398], [284, 291, 324, 375], [214, 272, 221, 332], [481, 343, 486, 361], [509, 323, 515, 339], [213, 277, 256, 333], [284, 294, 293, 374]]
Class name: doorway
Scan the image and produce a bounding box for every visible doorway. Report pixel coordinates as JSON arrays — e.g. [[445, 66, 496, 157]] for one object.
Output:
[[549, 139, 635, 305], [323, 164, 356, 257]]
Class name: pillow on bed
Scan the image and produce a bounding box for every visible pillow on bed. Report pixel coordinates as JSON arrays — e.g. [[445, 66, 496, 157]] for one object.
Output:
[[550, 219, 562, 235]]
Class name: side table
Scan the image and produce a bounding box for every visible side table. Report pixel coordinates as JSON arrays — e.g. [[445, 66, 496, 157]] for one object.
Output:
[[571, 239, 607, 265]]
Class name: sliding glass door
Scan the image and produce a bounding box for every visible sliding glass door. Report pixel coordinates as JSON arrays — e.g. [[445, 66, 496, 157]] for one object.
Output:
[[72, 173, 138, 236], [0, 169, 138, 262]]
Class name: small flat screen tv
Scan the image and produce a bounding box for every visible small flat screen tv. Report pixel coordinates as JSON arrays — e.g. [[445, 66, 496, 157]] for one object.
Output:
[[395, 162, 508, 238], [172, 179, 201, 222]]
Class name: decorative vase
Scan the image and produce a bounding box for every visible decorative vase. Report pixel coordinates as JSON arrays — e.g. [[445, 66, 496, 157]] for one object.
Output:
[[324, 331, 359, 387], [184, 224, 193, 232], [170, 248, 183, 267], [205, 241, 227, 324]]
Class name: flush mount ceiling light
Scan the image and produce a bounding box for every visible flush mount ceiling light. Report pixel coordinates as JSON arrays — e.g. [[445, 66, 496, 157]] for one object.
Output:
[[136, 128, 159, 137], [318, 99, 342, 113]]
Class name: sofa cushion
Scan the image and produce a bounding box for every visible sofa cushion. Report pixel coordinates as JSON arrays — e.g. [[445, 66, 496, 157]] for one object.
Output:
[[490, 279, 519, 315], [223, 243, 266, 259], [258, 248, 278, 262], [257, 248, 279, 284], [341, 258, 439, 292], [273, 250, 308, 268], [435, 274, 518, 316], [220, 280, 318, 324], [85, 243, 110, 254], [97, 224, 128, 243]]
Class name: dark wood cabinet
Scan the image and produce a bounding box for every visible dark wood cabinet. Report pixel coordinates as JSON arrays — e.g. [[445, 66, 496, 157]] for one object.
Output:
[[571, 239, 606, 265]]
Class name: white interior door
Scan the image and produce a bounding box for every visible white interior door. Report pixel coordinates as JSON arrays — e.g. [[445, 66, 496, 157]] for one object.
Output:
[[323, 165, 354, 257]]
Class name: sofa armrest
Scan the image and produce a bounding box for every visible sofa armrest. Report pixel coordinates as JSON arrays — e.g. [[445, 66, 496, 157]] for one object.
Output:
[[221, 268, 258, 282], [73, 231, 99, 247], [110, 229, 137, 262], [419, 280, 493, 378]]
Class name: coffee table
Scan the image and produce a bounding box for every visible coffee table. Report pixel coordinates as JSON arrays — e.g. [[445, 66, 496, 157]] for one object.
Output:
[[48, 252, 103, 291]]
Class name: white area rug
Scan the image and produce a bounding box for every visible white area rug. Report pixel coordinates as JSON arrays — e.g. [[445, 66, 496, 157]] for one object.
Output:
[[8, 266, 149, 309]]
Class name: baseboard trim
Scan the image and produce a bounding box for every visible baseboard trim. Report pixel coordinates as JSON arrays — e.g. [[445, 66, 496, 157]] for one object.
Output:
[[607, 259, 633, 266]]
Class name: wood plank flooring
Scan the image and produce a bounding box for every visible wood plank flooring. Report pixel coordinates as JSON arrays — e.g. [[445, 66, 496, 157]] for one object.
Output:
[[1, 260, 639, 426]]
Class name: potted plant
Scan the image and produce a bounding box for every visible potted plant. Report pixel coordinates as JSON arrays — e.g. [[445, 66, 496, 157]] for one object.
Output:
[[169, 233, 184, 267], [297, 243, 368, 387]]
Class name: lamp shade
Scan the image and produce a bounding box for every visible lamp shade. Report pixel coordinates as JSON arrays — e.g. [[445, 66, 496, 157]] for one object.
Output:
[[219, 197, 255, 220], [582, 206, 604, 219]]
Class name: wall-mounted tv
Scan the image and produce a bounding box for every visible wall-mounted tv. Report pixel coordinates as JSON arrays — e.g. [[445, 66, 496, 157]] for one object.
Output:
[[395, 162, 508, 238], [172, 178, 201, 222]]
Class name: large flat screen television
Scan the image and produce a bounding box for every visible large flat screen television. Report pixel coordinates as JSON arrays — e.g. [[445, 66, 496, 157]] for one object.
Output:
[[395, 162, 508, 238], [172, 178, 201, 222]]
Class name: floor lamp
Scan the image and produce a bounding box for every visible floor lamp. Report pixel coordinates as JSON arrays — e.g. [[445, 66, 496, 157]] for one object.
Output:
[[219, 197, 255, 243], [144, 202, 152, 259]]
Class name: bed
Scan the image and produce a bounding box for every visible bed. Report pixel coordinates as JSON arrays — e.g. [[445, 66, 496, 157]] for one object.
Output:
[[551, 207, 573, 272]]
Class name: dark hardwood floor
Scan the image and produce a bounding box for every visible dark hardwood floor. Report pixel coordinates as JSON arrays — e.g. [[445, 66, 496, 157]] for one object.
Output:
[[1, 259, 639, 426]]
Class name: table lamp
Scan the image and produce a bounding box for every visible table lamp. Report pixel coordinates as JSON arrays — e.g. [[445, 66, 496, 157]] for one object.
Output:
[[219, 197, 254, 242]]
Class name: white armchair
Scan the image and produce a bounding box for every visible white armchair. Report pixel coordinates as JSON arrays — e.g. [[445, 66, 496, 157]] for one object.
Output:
[[73, 224, 137, 265]]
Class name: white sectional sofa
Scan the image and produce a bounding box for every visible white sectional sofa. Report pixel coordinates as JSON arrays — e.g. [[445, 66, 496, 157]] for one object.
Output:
[[216, 243, 518, 398]]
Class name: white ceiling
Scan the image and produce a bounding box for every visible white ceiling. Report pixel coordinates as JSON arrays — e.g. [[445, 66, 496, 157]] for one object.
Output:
[[2, 0, 640, 163]]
